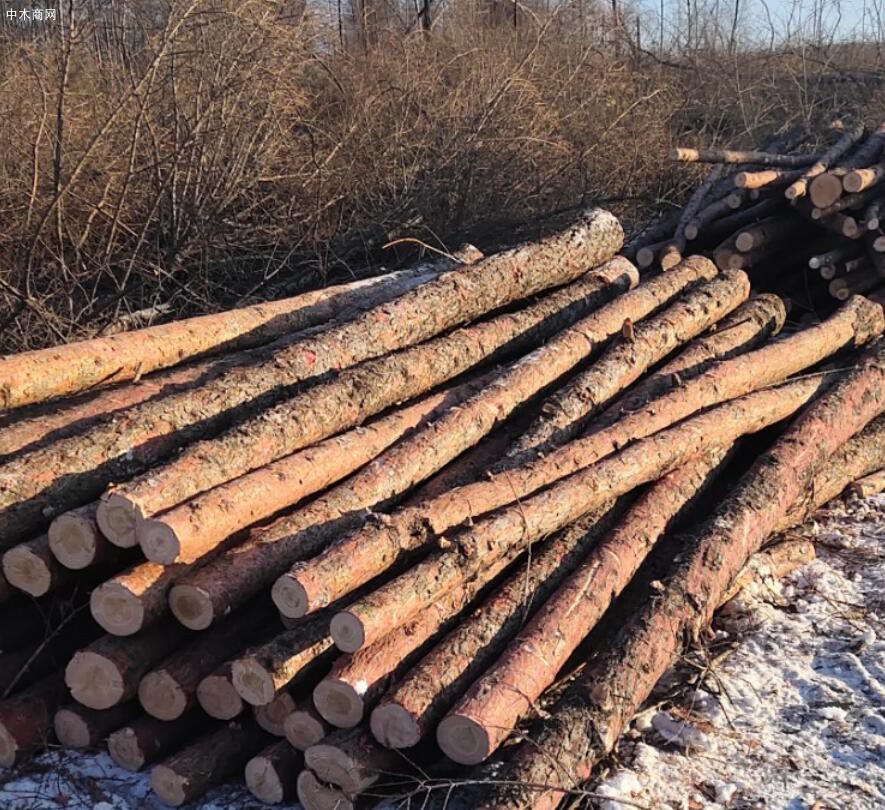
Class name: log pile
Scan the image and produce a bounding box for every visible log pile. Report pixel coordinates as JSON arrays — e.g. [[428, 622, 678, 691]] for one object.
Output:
[[0, 204, 882, 809], [628, 121, 885, 315]]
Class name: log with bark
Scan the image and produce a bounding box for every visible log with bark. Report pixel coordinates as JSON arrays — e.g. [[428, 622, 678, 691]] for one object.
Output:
[[47, 503, 119, 570], [2, 535, 73, 598], [285, 703, 330, 751], [851, 468, 885, 497], [245, 739, 301, 804], [196, 663, 244, 721], [296, 770, 356, 810], [0, 673, 65, 768], [785, 123, 866, 201], [104, 258, 636, 546], [107, 710, 211, 772], [53, 701, 139, 749], [0, 209, 621, 544], [253, 688, 298, 737], [305, 727, 400, 796], [670, 147, 819, 167]]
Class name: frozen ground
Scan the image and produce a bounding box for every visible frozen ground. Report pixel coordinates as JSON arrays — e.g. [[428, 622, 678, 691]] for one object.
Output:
[[0, 494, 881, 810]]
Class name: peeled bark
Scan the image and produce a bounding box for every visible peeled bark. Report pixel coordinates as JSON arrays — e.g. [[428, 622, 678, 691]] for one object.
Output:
[[283, 296, 880, 625], [245, 739, 301, 804], [0, 673, 65, 767], [273, 259, 721, 619], [369, 501, 622, 749], [65, 620, 193, 709], [478, 338, 885, 810], [305, 728, 398, 795], [106, 709, 210, 772], [670, 147, 818, 167], [0, 262, 449, 410], [150, 716, 271, 807], [196, 663, 243, 721], [785, 124, 866, 200], [138, 602, 277, 720], [53, 701, 139, 749], [2, 535, 72, 597], [331, 373, 845, 652], [48, 503, 118, 569], [136, 373, 493, 565], [510, 268, 749, 457], [285, 703, 330, 751], [851, 469, 885, 497], [0, 212, 620, 547], [104, 260, 634, 545], [437, 451, 728, 764]]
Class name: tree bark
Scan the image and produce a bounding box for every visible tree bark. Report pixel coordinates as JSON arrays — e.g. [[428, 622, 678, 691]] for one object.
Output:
[[137, 601, 278, 721], [670, 147, 818, 167], [245, 739, 301, 804], [786, 123, 866, 200], [65, 619, 194, 709], [150, 715, 272, 807], [437, 451, 728, 764], [476, 338, 885, 810], [53, 701, 139, 749], [105, 260, 634, 545], [106, 709, 210, 772], [0, 673, 65, 767], [0, 209, 620, 545], [273, 259, 720, 618], [369, 501, 623, 749]]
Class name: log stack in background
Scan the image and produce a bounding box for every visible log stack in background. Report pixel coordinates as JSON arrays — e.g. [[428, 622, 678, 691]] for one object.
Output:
[[0, 198, 882, 810]]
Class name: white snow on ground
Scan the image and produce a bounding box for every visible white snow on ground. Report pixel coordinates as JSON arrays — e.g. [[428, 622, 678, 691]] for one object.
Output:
[[0, 495, 881, 809]]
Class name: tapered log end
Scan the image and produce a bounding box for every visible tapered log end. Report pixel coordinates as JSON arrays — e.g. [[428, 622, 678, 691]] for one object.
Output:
[[231, 659, 276, 707], [168, 585, 214, 631], [138, 519, 181, 565], [53, 709, 92, 748], [97, 494, 141, 548], [436, 714, 492, 765], [139, 671, 187, 721], [150, 764, 188, 807], [65, 651, 125, 710], [329, 612, 364, 654], [370, 703, 420, 749], [107, 726, 145, 772], [313, 680, 364, 729], [90, 581, 144, 636], [271, 574, 309, 619], [285, 710, 327, 751], [197, 673, 244, 720], [245, 754, 287, 804], [48, 513, 99, 569], [0, 721, 19, 768], [297, 770, 354, 810], [2, 545, 52, 597]]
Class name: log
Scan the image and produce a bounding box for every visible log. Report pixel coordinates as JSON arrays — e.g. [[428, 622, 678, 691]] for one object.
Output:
[[691, 196, 783, 246], [245, 739, 301, 804], [150, 716, 271, 807], [138, 602, 277, 720], [53, 701, 139, 749], [734, 215, 808, 252], [285, 703, 330, 751], [47, 503, 118, 569], [101, 259, 634, 547], [830, 266, 881, 300], [254, 689, 297, 737], [304, 728, 398, 795], [0, 261, 450, 410], [812, 188, 880, 220], [844, 163, 885, 194], [808, 242, 864, 269], [670, 147, 818, 167], [286, 297, 881, 626], [196, 663, 243, 721], [436, 451, 729, 764], [851, 469, 885, 497], [0, 673, 65, 767], [297, 770, 355, 810], [107, 709, 210, 772], [865, 198, 884, 230], [65, 620, 193, 709], [476, 338, 885, 810], [683, 194, 743, 240], [658, 238, 685, 271], [1, 535, 72, 598], [786, 123, 866, 200], [369, 501, 623, 749], [735, 167, 805, 191], [622, 209, 681, 259], [0, 210, 621, 545], [330, 373, 842, 652], [272, 260, 725, 619], [507, 268, 750, 461], [635, 239, 670, 269], [136, 373, 494, 565]]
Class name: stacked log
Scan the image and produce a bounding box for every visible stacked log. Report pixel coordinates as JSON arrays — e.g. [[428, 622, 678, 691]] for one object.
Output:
[[0, 204, 882, 810]]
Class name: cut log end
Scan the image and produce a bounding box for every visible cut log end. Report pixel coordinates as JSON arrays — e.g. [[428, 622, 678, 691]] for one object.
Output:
[[313, 680, 364, 729], [254, 692, 297, 737], [107, 726, 145, 772], [90, 581, 144, 637], [285, 709, 327, 751], [139, 671, 188, 721], [305, 743, 365, 793], [245, 755, 287, 804], [231, 659, 276, 707], [48, 513, 99, 569], [296, 770, 354, 810], [53, 709, 92, 749], [197, 673, 243, 720], [168, 585, 214, 631], [734, 232, 755, 252], [436, 714, 492, 765], [329, 612, 364, 654], [635, 246, 656, 269], [370, 703, 420, 749], [96, 494, 141, 548], [2, 545, 52, 597], [65, 651, 125, 710], [809, 173, 844, 208], [150, 765, 189, 808], [138, 519, 181, 565], [271, 574, 309, 619]]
